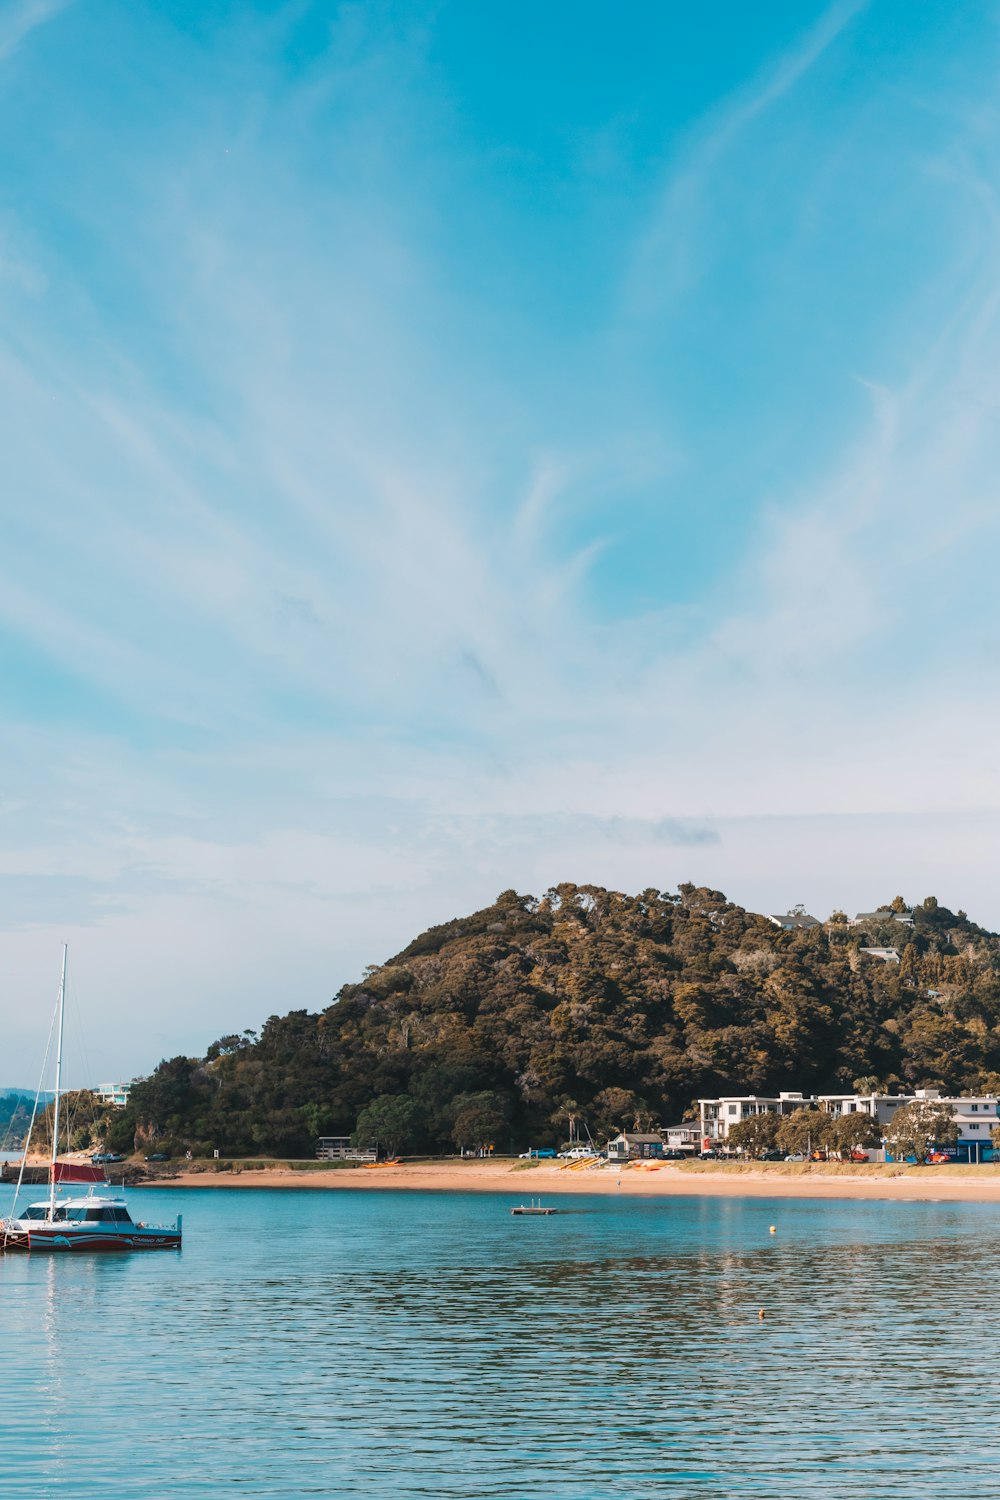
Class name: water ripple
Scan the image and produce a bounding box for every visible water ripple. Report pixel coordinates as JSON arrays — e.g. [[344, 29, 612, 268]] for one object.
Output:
[[1, 1186, 997, 1497]]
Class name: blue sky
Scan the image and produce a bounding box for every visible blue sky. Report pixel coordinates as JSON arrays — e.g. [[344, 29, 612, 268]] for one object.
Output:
[[3, 0, 1000, 1083]]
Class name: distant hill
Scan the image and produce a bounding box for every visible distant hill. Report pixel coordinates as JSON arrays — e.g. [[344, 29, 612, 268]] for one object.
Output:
[[0, 1090, 43, 1147], [108, 885, 1000, 1157]]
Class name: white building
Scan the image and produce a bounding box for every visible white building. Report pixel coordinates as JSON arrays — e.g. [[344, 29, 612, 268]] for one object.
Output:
[[699, 1092, 817, 1148], [852, 909, 915, 928], [906, 1089, 999, 1160], [713, 1086, 1000, 1159], [94, 1083, 130, 1108], [819, 1091, 910, 1128]]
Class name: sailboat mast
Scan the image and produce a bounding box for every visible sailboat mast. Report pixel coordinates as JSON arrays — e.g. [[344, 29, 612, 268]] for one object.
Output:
[[48, 944, 68, 1220]]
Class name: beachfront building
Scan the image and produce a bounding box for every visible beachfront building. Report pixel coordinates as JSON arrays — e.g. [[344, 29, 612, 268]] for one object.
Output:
[[767, 911, 821, 931], [606, 1132, 665, 1162], [698, 1092, 817, 1149], [663, 1123, 701, 1152], [818, 1091, 911, 1129], [904, 1089, 1000, 1161], [708, 1086, 1000, 1160], [94, 1083, 130, 1108], [315, 1136, 377, 1163]]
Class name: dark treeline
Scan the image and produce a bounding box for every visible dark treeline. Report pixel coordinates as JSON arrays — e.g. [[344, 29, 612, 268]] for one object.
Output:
[[104, 885, 1000, 1157]]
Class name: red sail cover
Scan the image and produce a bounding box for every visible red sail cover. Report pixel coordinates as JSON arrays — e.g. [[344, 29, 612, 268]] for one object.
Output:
[[51, 1161, 109, 1184]]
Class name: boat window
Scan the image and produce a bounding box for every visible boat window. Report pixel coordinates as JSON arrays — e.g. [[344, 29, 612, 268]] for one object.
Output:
[[112, 1208, 133, 1223], [22, 1206, 47, 1220], [84, 1207, 120, 1221]]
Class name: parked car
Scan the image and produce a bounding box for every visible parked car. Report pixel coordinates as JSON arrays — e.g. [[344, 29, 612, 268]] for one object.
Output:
[[558, 1147, 596, 1160], [661, 1149, 689, 1160], [760, 1150, 785, 1161], [518, 1148, 557, 1159], [91, 1152, 125, 1164], [700, 1149, 723, 1160], [784, 1153, 806, 1162], [144, 1152, 169, 1162]]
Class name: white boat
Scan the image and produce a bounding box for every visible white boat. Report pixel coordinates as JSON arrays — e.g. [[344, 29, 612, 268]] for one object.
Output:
[[1, 946, 182, 1253]]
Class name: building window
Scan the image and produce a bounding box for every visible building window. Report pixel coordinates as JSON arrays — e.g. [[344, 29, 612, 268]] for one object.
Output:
[[728, 1105, 738, 1115]]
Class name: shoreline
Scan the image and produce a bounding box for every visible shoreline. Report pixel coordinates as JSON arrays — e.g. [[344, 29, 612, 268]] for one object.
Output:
[[135, 1159, 1000, 1204]]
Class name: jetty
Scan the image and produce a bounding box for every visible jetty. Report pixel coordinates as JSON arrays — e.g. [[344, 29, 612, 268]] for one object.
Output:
[[511, 1199, 557, 1216]]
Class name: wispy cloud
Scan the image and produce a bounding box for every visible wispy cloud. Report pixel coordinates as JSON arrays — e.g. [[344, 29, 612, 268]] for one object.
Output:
[[2, 2, 1000, 1079], [0, 0, 66, 65], [625, 0, 870, 316]]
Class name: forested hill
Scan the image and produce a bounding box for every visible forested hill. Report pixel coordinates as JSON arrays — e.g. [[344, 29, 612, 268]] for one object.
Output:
[[109, 886, 1000, 1157]]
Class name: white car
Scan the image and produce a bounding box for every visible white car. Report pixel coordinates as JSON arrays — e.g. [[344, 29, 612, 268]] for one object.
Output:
[[558, 1146, 597, 1160]]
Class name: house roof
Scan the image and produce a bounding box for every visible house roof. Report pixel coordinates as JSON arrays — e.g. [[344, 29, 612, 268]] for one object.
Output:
[[768, 912, 820, 928], [611, 1132, 664, 1144], [853, 910, 913, 924]]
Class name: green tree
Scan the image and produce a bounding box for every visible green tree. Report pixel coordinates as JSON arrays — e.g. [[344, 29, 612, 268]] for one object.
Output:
[[450, 1091, 508, 1153], [352, 1095, 425, 1157], [775, 1107, 828, 1156], [590, 1088, 645, 1140], [887, 1100, 958, 1163], [726, 1112, 779, 1158], [827, 1112, 881, 1158], [852, 1076, 880, 1095]]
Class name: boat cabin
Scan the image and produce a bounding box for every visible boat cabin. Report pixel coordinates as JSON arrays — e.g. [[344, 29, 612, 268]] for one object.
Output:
[[20, 1200, 134, 1224]]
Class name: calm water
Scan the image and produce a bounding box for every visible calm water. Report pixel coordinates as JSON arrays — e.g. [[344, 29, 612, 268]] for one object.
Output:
[[1, 1184, 998, 1498]]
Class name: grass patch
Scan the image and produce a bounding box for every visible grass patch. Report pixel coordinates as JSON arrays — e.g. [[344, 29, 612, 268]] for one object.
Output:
[[674, 1159, 1000, 1179]]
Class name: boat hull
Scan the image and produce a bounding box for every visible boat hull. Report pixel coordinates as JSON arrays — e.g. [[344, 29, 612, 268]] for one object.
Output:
[[2, 1226, 181, 1252]]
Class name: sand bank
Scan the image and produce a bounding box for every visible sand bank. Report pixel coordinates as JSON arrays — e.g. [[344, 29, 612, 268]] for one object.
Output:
[[138, 1159, 1000, 1204]]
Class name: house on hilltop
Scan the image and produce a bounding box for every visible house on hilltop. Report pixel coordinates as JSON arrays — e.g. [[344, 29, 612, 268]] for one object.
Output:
[[767, 910, 820, 931], [852, 909, 915, 928]]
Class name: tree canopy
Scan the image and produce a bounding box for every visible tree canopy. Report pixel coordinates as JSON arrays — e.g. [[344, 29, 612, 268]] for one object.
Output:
[[726, 1113, 779, 1157], [887, 1099, 959, 1163], [106, 885, 1000, 1157]]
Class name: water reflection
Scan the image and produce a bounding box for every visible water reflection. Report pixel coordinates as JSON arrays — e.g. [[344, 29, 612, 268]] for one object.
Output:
[[1, 1187, 1000, 1496]]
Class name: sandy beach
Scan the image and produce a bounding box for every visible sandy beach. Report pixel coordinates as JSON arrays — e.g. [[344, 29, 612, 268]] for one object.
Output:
[[137, 1159, 1000, 1204]]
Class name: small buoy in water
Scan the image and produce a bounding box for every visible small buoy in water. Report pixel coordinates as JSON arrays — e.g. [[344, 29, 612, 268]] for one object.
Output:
[[758, 1308, 766, 1320], [769, 1225, 776, 1234]]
